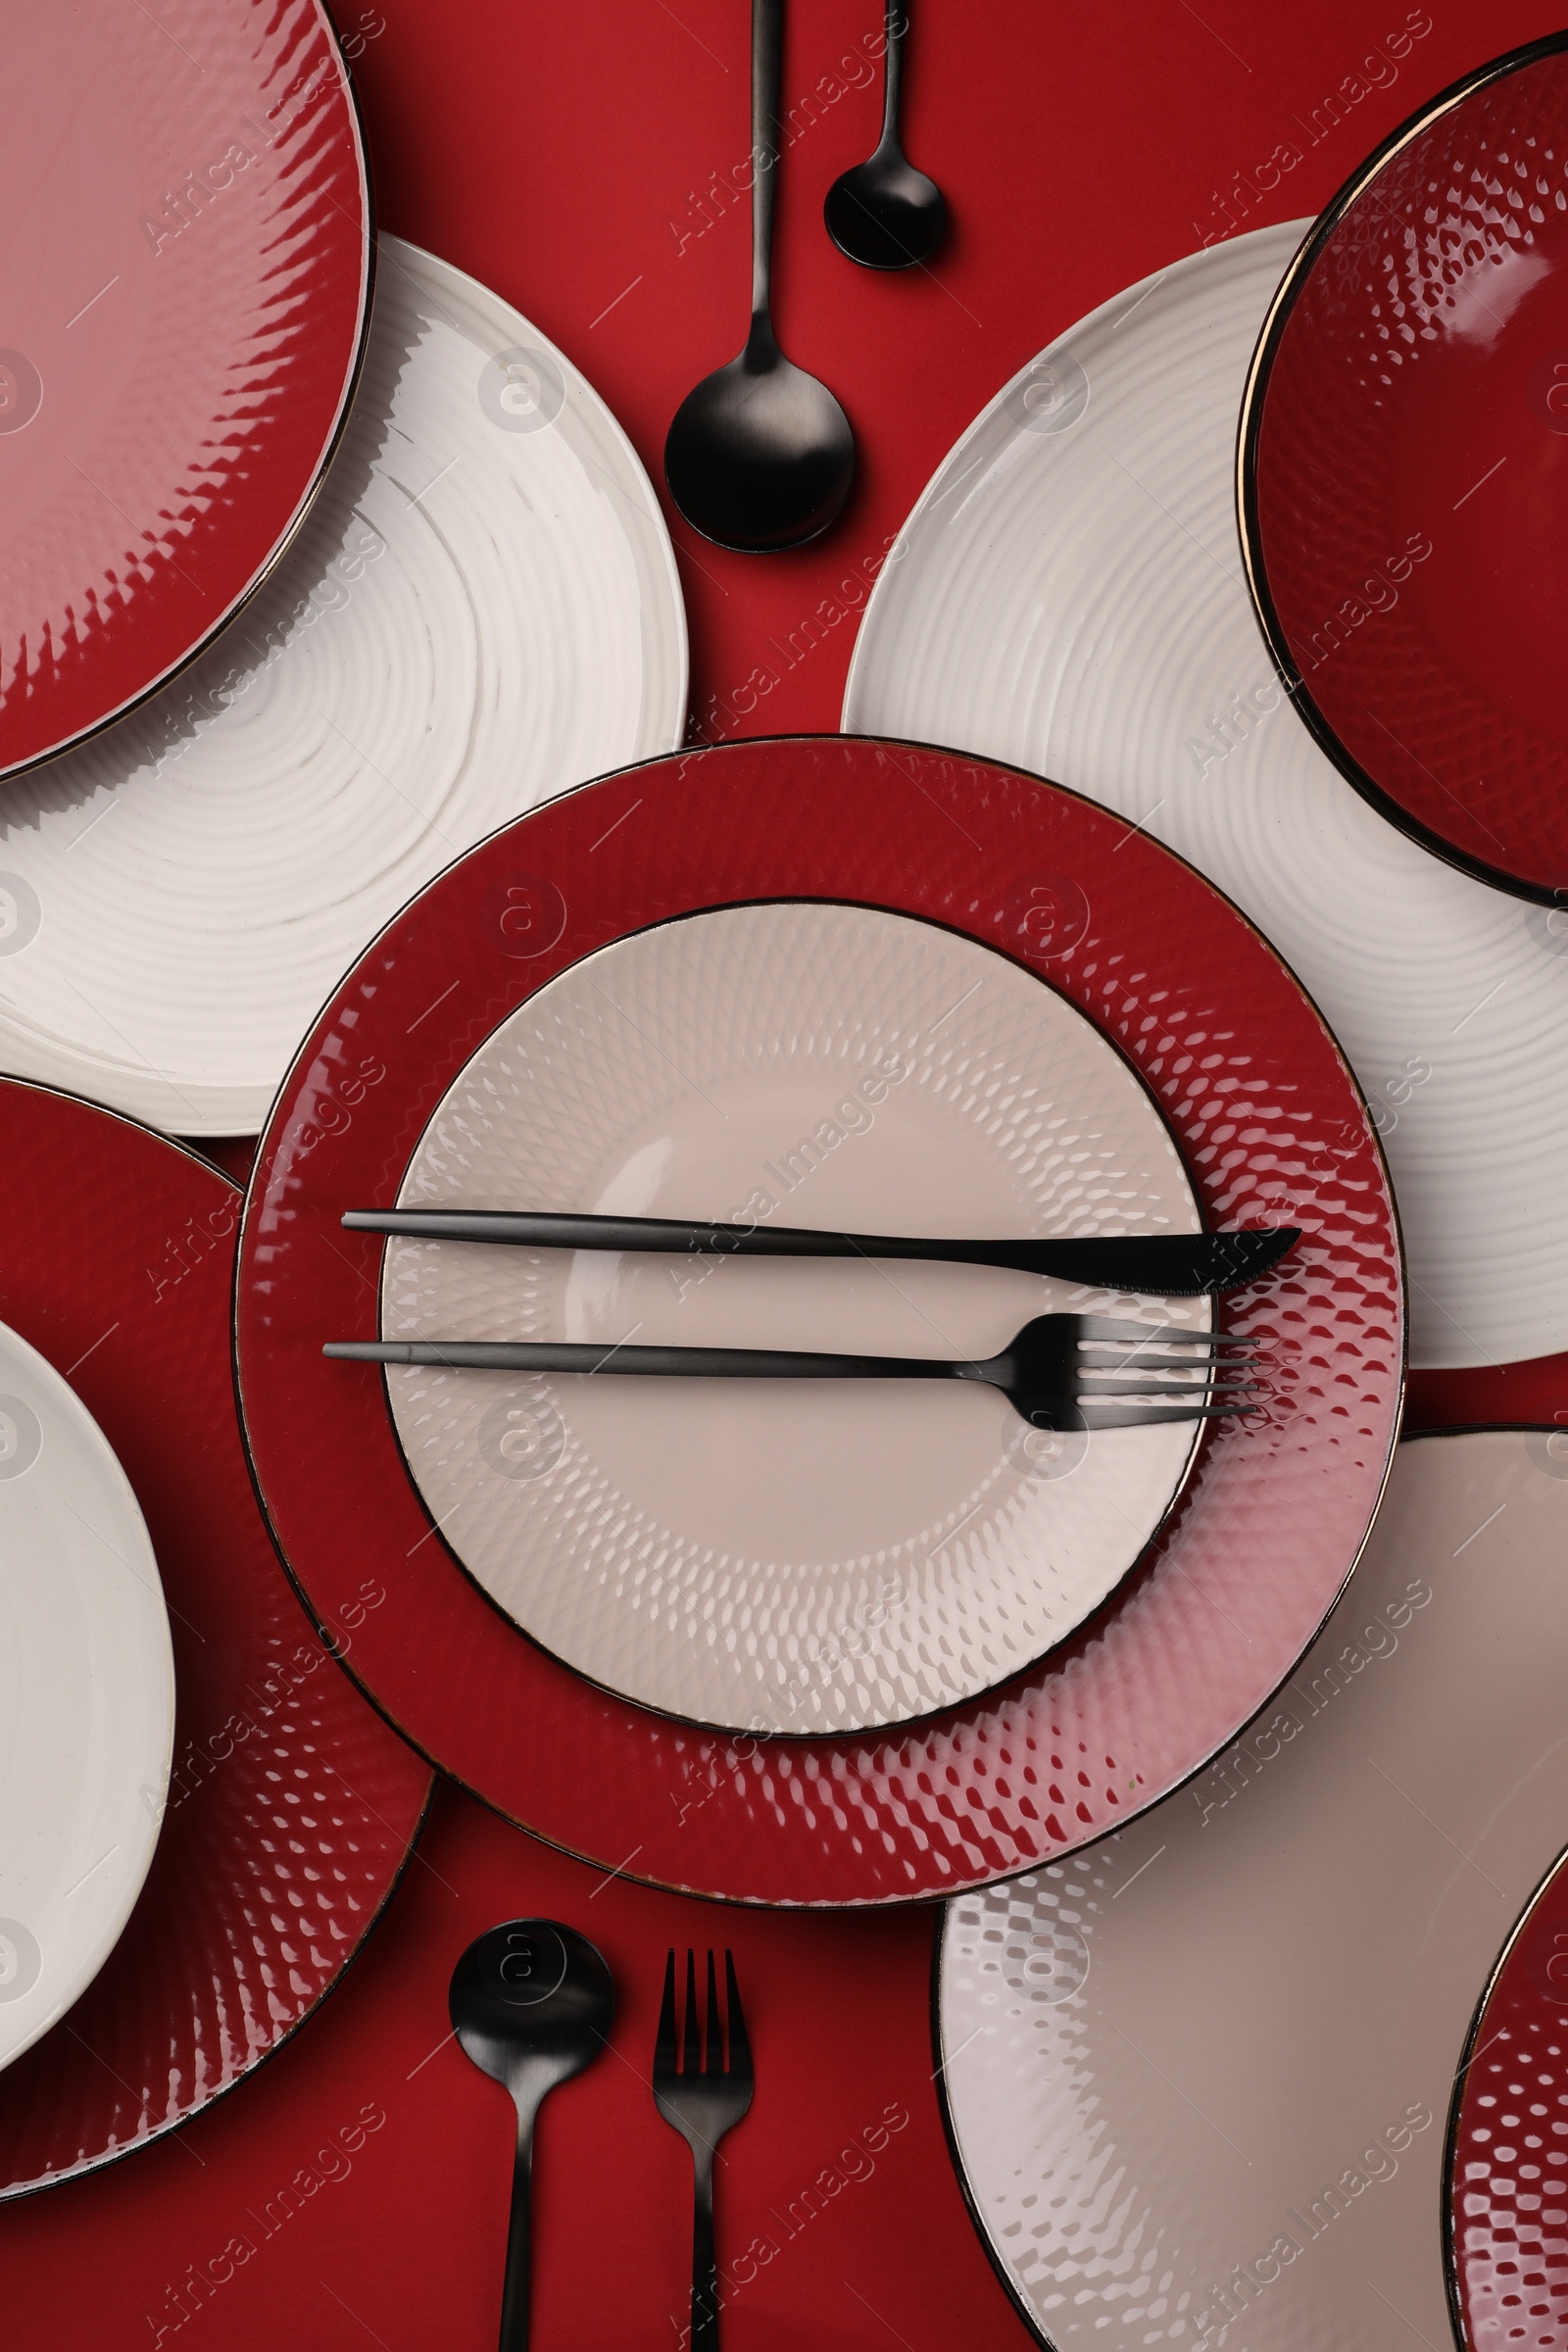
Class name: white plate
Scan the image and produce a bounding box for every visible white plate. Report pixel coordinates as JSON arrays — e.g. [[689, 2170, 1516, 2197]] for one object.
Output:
[[937, 1426, 1568, 2349], [0, 236, 687, 1135], [0, 1319, 173, 2075], [379, 901, 1211, 1736], [845, 221, 1568, 1372]]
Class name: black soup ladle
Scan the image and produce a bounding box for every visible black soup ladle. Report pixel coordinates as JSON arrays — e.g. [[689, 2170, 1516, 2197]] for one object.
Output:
[[825, 1, 947, 270], [664, 0, 855, 550], [451, 1919, 614, 2351]]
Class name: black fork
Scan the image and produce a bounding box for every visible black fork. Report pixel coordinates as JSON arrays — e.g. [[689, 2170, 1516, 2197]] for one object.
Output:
[[652, 1950, 755, 2351]]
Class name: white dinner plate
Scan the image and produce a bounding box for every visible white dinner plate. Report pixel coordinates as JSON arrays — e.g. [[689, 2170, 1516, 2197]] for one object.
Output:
[[0, 1318, 173, 2075], [0, 236, 687, 1135], [937, 1426, 1568, 2349], [379, 901, 1211, 1736], [845, 221, 1568, 1371]]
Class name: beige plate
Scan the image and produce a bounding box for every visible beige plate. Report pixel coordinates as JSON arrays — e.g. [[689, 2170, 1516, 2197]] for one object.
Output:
[[380, 901, 1212, 1736], [939, 1426, 1568, 2348]]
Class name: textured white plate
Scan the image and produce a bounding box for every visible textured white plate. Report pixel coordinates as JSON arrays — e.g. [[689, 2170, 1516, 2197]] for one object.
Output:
[[0, 236, 687, 1135], [938, 1427, 1568, 2350], [845, 221, 1568, 1372], [379, 901, 1212, 1735], [0, 1319, 173, 2075]]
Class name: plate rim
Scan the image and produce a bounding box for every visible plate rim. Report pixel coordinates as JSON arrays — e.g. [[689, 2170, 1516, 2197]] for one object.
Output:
[[232, 729, 1408, 1909], [0, 1072, 434, 2202], [371, 888, 1216, 1740], [1236, 29, 1568, 909], [0, 0, 378, 788]]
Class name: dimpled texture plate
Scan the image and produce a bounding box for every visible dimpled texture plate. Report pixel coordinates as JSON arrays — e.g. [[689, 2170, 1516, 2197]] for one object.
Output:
[[1450, 1820, 1568, 2349], [381, 901, 1208, 1735], [844, 221, 1568, 1373], [235, 737, 1402, 1906], [0, 236, 686, 1136], [0, 1321, 172, 2078], [1245, 37, 1568, 903], [0, 1082, 430, 2198], [0, 0, 368, 779], [938, 1428, 1568, 2351]]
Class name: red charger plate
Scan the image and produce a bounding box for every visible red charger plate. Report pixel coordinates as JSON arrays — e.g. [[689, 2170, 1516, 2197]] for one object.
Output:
[[0, 0, 370, 779], [235, 736, 1405, 1907], [1448, 1837, 1568, 2349], [0, 1082, 430, 2198], [1241, 32, 1568, 905]]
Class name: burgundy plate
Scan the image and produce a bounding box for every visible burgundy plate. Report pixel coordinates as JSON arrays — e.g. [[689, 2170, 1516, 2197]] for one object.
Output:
[[1241, 33, 1568, 905], [1449, 1836, 1568, 2348], [0, 0, 370, 780], [0, 1081, 430, 2198], [234, 736, 1405, 1907]]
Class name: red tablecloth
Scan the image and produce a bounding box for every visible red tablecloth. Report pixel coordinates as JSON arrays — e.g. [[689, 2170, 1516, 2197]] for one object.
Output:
[[9, 5, 1568, 2344]]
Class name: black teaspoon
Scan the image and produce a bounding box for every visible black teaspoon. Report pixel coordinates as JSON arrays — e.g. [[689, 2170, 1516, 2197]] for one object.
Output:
[[450, 1920, 614, 2352], [825, 1, 947, 269], [663, 0, 855, 550]]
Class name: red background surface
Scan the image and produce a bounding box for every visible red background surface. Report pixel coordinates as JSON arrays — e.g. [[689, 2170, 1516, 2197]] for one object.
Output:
[[9, 3, 1568, 2344]]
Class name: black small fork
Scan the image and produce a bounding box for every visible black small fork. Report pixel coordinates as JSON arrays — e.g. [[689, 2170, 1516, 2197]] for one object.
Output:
[[652, 1949, 755, 2350]]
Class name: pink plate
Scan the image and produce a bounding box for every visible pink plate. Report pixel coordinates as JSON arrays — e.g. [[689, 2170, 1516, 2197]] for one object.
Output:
[[1241, 33, 1568, 905], [1449, 1829, 1568, 2348], [0, 1080, 430, 2198], [0, 0, 370, 779], [234, 736, 1405, 1907]]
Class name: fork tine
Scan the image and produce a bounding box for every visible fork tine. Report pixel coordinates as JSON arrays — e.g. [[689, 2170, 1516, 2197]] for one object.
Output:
[[1078, 1378, 1262, 1397], [683, 1949, 700, 2078], [655, 1949, 677, 2082], [705, 1950, 722, 2075], [1074, 1315, 1255, 1350], [724, 1950, 752, 2082], [1079, 1349, 1260, 1375], [1077, 1399, 1263, 1429]]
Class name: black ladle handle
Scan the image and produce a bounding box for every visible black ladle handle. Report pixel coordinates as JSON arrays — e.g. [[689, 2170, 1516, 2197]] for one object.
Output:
[[750, 0, 782, 331], [879, 0, 905, 151]]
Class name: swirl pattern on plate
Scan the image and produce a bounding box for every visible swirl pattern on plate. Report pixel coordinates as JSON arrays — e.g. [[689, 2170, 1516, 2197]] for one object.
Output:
[[0, 237, 686, 1134], [845, 221, 1568, 1370]]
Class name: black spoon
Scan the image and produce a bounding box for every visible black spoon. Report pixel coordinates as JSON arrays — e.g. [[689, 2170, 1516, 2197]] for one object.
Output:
[[825, 1, 947, 270], [450, 1920, 614, 2352], [663, 0, 855, 551]]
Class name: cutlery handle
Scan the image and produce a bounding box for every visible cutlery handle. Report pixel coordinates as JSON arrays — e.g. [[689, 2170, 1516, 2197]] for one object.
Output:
[[691, 2151, 719, 2352], [880, 0, 905, 149], [340, 1210, 1298, 1297], [499, 2100, 538, 2352], [750, 0, 783, 325], [326, 1339, 974, 1383]]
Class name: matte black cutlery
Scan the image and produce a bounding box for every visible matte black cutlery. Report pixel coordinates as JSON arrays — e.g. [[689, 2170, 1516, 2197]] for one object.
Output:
[[653, 1950, 755, 2352], [341, 1207, 1298, 1298], [450, 1921, 613, 2352], [663, 0, 855, 550], [326, 1314, 1259, 1432], [825, 1, 948, 269]]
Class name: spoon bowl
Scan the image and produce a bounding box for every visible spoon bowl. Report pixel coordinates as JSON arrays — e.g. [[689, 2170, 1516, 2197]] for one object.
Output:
[[451, 1919, 614, 2350], [824, 151, 947, 271], [664, 326, 855, 552], [662, 0, 856, 553]]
